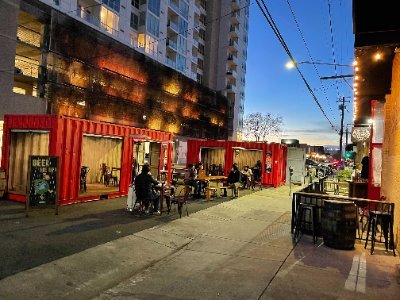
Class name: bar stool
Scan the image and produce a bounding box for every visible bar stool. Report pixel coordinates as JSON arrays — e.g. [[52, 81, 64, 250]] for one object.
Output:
[[364, 210, 395, 256], [294, 203, 317, 243]]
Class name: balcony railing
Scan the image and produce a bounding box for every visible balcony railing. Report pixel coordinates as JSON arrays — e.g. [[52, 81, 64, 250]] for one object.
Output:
[[167, 38, 177, 50], [17, 25, 41, 48], [192, 39, 199, 48], [227, 54, 238, 65], [167, 19, 179, 32], [166, 57, 176, 68], [15, 57, 40, 78], [229, 39, 238, 48], [231, 0, 240, 10], [169, 0, 180, 13], [77, 9, 118, 36]]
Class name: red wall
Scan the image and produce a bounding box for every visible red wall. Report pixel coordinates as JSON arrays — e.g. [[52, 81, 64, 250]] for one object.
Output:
[[186, 139, 287, 187], [1, 115, 173, 205]]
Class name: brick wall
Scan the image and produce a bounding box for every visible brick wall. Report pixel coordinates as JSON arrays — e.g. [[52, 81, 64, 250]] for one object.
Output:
[[381, 52, 400, 248]]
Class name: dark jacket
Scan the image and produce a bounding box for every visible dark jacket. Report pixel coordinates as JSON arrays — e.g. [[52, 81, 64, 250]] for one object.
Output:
[[135, 173, 159, 200], [227, 170, 241, 184]]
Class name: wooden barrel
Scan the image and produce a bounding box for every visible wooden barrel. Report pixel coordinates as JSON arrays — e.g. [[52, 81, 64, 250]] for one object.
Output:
[[0, 169, 5, 199], [322, 200, 357, 250]]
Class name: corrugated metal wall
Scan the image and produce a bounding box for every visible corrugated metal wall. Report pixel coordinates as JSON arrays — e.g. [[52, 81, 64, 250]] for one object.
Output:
[[187, 139, 287, 187], [1, 115, 173, 205]]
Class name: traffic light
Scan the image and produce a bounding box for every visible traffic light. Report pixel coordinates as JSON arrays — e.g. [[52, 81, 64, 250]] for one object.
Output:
[[345, 144, 356, 159]]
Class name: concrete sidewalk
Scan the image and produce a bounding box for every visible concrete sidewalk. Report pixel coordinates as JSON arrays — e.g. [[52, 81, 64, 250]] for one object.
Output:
[[0, 186, 399, 299]]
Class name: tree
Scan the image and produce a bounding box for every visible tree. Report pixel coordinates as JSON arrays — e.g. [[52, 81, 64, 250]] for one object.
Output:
[[242, 112, 283, 142]]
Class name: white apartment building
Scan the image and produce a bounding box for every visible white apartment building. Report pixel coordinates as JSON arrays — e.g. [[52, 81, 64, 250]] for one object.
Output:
[[5, 0, 249, 140]]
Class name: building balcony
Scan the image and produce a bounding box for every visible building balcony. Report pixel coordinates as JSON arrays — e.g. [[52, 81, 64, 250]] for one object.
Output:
[[227, 54, 238, 66], [15, 56, 40, 79], [228, 39, 238, 52], [16, 25, 41, 48], [169, 0, 180, 14], [167, 19, 179, 32], [226, 69, 238, 79], [191, 55, 198, 64], [230, 12, 240, 25], [166, 38, 177, 51], [166, 57, 176, 68], [231, 0, 240, 11], [76, 8, 118, 36], [192, 39, 199, 48], [226, 84, 237, 93], [229, 25, 239, 38]]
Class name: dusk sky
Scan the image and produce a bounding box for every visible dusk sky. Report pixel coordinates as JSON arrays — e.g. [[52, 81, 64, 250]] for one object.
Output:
[[245, 0, 354, 146]]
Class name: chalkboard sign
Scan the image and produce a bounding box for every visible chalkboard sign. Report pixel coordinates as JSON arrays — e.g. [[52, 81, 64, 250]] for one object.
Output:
[[27, 156, 59, 210]]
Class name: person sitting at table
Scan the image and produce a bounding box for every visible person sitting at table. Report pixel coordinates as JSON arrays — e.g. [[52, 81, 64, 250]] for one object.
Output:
[[135, 163, 161, 215], [184, 163, 201, 199], [227, 163, 241, 198], [241, 165, 253, 189]]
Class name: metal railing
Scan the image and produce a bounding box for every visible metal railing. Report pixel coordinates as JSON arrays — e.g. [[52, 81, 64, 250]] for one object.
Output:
[[17, 25, 41, 48], [77, 10, 118, 36], [166, 57, 176, 68], [166, 38, 177, 50], [167, 19, 179, 32], [169, 0, 180, 13], [14, 57, 40, 78], [291, 182, 395, 243]]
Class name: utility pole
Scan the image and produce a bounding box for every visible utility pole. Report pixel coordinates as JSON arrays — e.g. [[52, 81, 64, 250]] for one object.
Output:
[[345, 126, 349, 147], [337, 97, 350, 159]]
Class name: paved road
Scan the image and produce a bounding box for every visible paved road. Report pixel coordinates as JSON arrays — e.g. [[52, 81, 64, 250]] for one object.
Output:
[[0, 185, 399, 299]]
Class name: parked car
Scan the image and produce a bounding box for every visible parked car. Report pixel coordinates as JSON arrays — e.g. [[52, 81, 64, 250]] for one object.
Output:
[[306, 159, 332, 178]]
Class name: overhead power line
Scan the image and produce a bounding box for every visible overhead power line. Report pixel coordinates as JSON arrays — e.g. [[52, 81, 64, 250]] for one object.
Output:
[[286, 0, 338, 126], [327, 0, 341, 103], [255, 0, 338, 133]]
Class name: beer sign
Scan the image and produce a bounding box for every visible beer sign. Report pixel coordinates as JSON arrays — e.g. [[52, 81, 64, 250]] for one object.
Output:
[[27, 156, 59, 214]]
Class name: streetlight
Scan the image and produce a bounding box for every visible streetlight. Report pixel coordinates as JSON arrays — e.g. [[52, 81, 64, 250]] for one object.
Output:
[[285, 60, 353, 69]]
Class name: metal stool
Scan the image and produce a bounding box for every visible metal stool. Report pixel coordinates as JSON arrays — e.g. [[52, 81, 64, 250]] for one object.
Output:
[[364, 210, 395, 256], [294, 203, 317, 243]]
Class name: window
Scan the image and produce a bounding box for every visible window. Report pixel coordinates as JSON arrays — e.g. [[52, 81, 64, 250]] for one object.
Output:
[[197, 73, 203, 84], [176, 54, 186, 72], [146, 13, 159, 37], [179, 1, 189, 20], [130, 12, 139, 30], [131, 0, 140, 9], [102, 0, 120, 12], [178, 18, 188, 37], [200, 14, 206, 25], [138, 33, 159, 56], [100, 6, 119, 34], [148, 0, 160, 16], [197, 58, 203, 70], [177, 35, 187, 54], [199, 29, 205, 40], [198, 43, 204, 55]]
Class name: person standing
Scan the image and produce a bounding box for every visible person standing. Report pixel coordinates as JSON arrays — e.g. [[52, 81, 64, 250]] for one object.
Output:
[[241, 165, 253, 189], [361, 156, 369, 180], [227, 164, 241, 198]]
